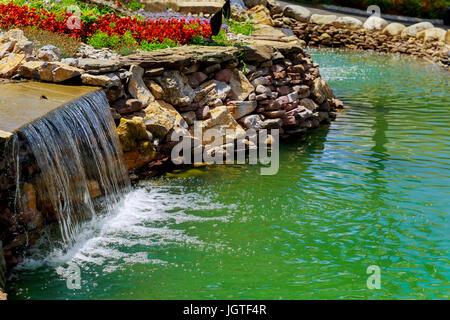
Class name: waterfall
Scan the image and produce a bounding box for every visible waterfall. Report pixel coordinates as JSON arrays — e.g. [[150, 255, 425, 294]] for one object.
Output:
[[15, 90, 130, 246]]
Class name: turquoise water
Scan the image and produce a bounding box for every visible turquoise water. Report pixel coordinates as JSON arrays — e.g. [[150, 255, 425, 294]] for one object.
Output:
[[7, 50, 450, 299]]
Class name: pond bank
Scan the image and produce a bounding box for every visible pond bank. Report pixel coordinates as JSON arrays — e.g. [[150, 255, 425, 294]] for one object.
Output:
[[0, 20, 343, 282], [264, 1, 450, 70], [6, 49, 450, 300]]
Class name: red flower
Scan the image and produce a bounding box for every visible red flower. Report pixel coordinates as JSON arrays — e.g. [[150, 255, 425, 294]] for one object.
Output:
[[0, 3, 212, 45]]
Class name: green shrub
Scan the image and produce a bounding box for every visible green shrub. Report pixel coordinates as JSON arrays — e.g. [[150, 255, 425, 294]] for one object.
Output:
[[227, 20, 255, 36], [127, 0, 143, 11], [140, 38, 177, 51], [87, 30, 139, 55]]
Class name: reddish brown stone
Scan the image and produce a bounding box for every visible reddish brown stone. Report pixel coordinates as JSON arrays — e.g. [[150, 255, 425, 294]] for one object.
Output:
[[196, 105, 211, 120], [214, 69, 232, 83], [277, 86, 291, 96]]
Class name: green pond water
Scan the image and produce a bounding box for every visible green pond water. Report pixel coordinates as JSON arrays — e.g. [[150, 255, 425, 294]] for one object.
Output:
[[7, 50, 450, 300]]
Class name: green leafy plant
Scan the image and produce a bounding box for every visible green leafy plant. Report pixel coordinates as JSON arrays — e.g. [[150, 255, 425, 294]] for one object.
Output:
[[127, 0, 143, 11], [140, 38, 177, 51], [87, 30, 139, 55], [227, 20, 255, 36]]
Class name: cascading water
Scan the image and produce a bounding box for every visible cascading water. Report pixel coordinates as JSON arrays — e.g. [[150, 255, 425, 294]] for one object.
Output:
[[14, 90, 130, 246]]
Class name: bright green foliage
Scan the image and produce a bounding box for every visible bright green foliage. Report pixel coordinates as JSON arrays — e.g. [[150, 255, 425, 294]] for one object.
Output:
[[140, 38, 177, 51], [227, 20, 255, 36], [87, 30, 139, 55], [127, 0, 143, 11]]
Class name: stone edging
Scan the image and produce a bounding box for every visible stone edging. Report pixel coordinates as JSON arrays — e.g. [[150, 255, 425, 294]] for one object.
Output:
[[322, 4, 444, 26], [263, 1, 450, 70]]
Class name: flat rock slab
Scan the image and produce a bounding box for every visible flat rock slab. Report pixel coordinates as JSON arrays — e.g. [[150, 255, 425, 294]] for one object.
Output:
[[77, 58, 123, 74], [0, 81, 100, 134], [121, 46, 240, 69]]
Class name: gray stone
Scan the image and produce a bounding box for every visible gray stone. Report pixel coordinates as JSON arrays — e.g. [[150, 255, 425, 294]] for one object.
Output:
[[81, 73, 121, 88], [283, 5, 312, 22], [156, 70, 194, 107], [240, 114, 264, 130], [310, 14, 337, 25], [227, 101, 257, 119], [13, 39, 34, 55], [262, 118, 283, 129], [37, 45, 61, 62], [363, 16, 389, 31], [77, 58, 121, 74], [401, 22, 434, 38], [128, 65, 154, 106], [204, 63, 221, 74], [333, 16, 363, 29]]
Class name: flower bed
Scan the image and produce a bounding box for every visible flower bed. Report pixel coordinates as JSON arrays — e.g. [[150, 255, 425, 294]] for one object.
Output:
[[0, 2, 212, 45]]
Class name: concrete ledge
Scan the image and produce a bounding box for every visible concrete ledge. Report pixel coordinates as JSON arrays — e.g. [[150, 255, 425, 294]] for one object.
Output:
[[0, 82, 100, 133]]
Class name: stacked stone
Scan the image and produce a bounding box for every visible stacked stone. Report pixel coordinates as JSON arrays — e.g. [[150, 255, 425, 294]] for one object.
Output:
[[239, 49, 342, 138], [1, 27, 344, 174], [266, 7, 450, 70], [292, 22, 450, 70]]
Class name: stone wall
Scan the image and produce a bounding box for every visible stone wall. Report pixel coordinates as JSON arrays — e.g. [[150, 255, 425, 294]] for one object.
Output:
[[266, 1, 450, 70], [84, 43, 343, 176]]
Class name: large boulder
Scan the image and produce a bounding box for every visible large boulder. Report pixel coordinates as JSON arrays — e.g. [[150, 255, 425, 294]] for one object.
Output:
[[191, 106, 246, 146], [194, 80, 231, 106], [37, 45, 61, 62], [12, 39, 34, 55], [128, 65, 155, 106], [229, 69, 254, 101], [144, 100, 185, 138], [77, 58, 121, 74], [0, 41, 15, 59], [155, 70, 194, 107], [81, 73, 121, 88], [310, 14, 337, 25], [0, 53, 25, 78], [266, 0, 284, 15], [401, 22, 434, 38], [416, 28, 447, 43], [116, 117, 156, 170], [363, 16, 389, 31], [333, 16, 363, 29], [248, 5, 273, 26], [239, 114, 264, 130], [18, 60, 83, 82], [283, 5, 312, 22], [226, 101, 257, 119], [382, 23, 406, 36], [312, 78, 333, 104], [240, 45, 274, 63]]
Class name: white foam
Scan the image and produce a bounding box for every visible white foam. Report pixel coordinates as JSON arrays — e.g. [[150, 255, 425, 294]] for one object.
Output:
[[16, 182, 231, 274]]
